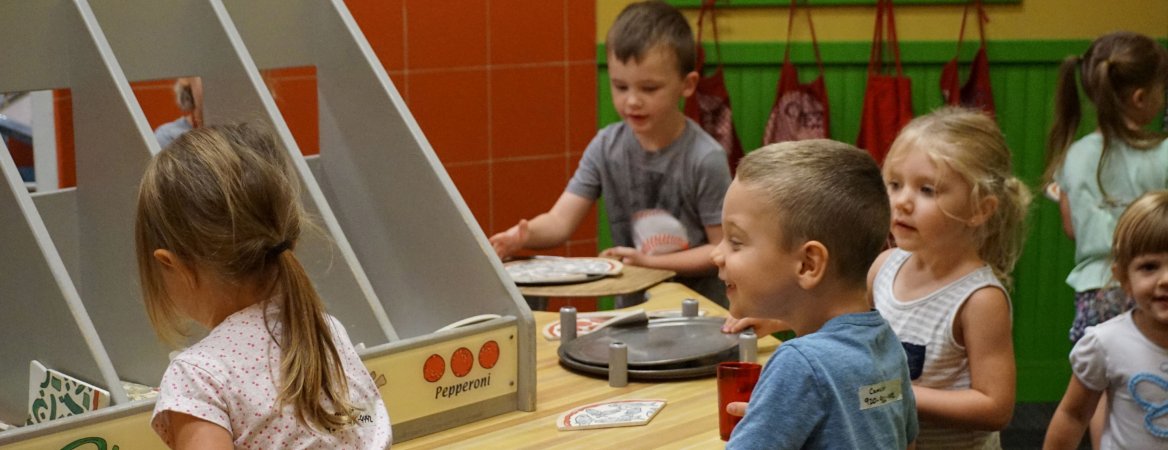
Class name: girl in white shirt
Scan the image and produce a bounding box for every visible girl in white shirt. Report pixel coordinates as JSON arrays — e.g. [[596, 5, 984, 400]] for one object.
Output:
[[136, 123, 391, 449], [1045, 191, 1168, 449]]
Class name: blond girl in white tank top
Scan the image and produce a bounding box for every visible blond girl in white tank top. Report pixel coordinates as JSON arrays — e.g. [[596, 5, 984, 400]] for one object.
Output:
[[869, 107, 1031, 449]]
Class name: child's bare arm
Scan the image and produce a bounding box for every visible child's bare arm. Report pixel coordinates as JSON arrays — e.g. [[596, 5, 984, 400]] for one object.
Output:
[[489, 192, 592, 257], [601, 224, 723, 276], [912, 287, 1015, 430], [1042, 375, 1102, 450], [165, 411, 233, 450]]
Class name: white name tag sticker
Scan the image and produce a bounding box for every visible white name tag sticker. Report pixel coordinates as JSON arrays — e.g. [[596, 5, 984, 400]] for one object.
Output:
[[332, 402, 379, 431], [858, 379, 903, 410]]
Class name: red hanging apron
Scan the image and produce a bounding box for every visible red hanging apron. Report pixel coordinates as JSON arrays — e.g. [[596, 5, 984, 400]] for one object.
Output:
[[763, 0, 830, 145], [940, 0, 994, 115], [856, 0, 913, 165], [684, 0, 745, 173]]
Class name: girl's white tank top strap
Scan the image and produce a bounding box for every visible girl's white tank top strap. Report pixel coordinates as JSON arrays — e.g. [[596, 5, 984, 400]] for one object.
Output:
[[873, 248, 1008, 450]]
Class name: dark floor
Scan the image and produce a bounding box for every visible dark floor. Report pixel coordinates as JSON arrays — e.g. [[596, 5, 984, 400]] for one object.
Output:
[[1002, 403, 1090, 450]]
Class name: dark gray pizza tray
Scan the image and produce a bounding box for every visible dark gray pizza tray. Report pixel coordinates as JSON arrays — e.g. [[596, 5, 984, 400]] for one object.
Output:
[[558, 316, 740, 370], [557, 347, 733, 380]]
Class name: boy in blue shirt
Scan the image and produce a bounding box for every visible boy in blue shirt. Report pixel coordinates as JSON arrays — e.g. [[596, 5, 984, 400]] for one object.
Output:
[[489, 0, 731, 306], [713, 140, 917, 449]]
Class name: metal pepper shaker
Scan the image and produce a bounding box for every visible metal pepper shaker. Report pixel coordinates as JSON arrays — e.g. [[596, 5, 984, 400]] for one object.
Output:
[[560, 306, 577, 344], [738, 329, 758, 363], [609, 341, 628, 387], [681, 298, 699, 317]]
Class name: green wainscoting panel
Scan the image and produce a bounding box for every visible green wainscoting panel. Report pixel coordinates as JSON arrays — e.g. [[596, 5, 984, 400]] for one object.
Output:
[[596, 39, 1120, 401]]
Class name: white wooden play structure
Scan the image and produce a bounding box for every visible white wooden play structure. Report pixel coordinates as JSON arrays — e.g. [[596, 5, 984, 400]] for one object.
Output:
[[0, 1, 534, 448]]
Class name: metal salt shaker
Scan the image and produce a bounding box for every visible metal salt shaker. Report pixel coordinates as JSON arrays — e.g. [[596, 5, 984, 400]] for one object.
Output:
[[609, 341, 628, 387], [559, 306, 577, 344], [738, 329, 758, 363], [681, 298, 699, 317]]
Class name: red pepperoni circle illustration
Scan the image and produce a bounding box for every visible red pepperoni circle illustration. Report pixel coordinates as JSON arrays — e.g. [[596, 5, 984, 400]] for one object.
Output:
[[451, 347, 474, 377], [479, 340, 500, 369], [423, 354, 445, 382]]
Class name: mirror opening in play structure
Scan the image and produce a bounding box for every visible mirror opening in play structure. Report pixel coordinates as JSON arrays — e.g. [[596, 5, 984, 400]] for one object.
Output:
[[0, 89, 70, 195]]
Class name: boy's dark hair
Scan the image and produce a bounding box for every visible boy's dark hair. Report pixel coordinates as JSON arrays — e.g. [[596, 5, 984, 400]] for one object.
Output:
[[736, 140, 890, 287], [605, 0, 695, 76]]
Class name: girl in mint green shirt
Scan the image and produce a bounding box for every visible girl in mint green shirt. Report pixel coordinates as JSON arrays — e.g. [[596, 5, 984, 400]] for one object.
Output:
[[1046, 31, 1168, 450], [1046, 32, 1168, 343]]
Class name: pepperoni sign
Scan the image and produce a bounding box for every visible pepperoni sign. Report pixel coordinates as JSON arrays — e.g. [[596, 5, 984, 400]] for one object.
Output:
[[423, 340, 504, 383]]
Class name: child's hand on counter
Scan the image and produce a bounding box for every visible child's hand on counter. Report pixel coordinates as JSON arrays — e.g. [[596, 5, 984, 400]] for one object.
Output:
[[721, 315, 790, 337]]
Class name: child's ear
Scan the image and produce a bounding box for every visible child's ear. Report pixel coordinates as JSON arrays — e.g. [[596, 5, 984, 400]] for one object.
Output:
[[1112, 262, 1130, 292], [153, 249, 198, 287], [1131, 86, 1152, 110], [681, 71, 699, 98], [969, 195, 1000, 227], [153, 249, 179, 268], [796, 241, 829, 290]]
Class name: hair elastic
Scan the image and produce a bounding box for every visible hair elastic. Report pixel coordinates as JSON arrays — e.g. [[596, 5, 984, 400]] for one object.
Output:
[[268, 240, 292, 258]]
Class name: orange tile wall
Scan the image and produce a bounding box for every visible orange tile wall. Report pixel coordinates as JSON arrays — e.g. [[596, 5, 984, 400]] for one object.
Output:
[[57, 1, 599, 258], [343, 0, 600, 257]]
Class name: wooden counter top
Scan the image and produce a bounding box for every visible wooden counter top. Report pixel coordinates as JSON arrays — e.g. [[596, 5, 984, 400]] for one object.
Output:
[[397, 283, 779, 449]]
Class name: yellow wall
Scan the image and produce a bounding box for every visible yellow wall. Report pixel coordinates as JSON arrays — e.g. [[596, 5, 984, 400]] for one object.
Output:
[[598, 0, 1168, 43]]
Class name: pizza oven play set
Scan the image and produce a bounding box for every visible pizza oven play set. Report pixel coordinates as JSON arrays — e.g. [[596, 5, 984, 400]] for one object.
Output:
[[0, 1, 535, 447]]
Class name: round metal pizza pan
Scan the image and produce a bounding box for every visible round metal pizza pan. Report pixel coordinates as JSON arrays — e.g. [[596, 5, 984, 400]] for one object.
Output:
[[513, 272, 607, 286], [504, 257, 618, 286], [558, 317, 740, 368]]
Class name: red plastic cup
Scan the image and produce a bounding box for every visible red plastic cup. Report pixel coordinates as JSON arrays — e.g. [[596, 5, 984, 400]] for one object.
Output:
[[717, 361, 762, 441]]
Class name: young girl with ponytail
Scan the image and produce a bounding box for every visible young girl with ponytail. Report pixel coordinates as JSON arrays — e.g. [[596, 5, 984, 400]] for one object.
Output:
[[1047, 31, 1168, 344], [136, 124, 391, 449]]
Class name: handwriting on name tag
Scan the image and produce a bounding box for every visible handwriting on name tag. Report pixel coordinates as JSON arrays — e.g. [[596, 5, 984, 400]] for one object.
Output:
[[858, 379, 903, 410]]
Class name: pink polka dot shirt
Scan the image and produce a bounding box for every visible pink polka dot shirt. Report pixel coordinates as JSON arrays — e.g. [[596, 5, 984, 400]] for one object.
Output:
[[151, 302, 392, 449]]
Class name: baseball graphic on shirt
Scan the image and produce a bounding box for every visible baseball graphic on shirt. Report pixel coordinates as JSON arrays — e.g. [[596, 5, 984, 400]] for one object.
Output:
[[632, 209, 690, 255]]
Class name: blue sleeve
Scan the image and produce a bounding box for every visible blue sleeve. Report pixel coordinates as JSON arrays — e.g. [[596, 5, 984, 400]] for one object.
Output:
[[727, 345, 825, 450], [904, 373, 919, 443], [565, 131, 606, 201], [694, 150, 731, 226]]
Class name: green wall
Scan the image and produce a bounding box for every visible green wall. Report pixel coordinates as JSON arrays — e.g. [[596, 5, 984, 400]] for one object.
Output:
[[596, 39, 1121, 402]]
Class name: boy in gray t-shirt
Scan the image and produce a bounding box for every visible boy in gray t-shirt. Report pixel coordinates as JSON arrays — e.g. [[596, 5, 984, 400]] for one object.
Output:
[[489, 1, 730, 305]]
